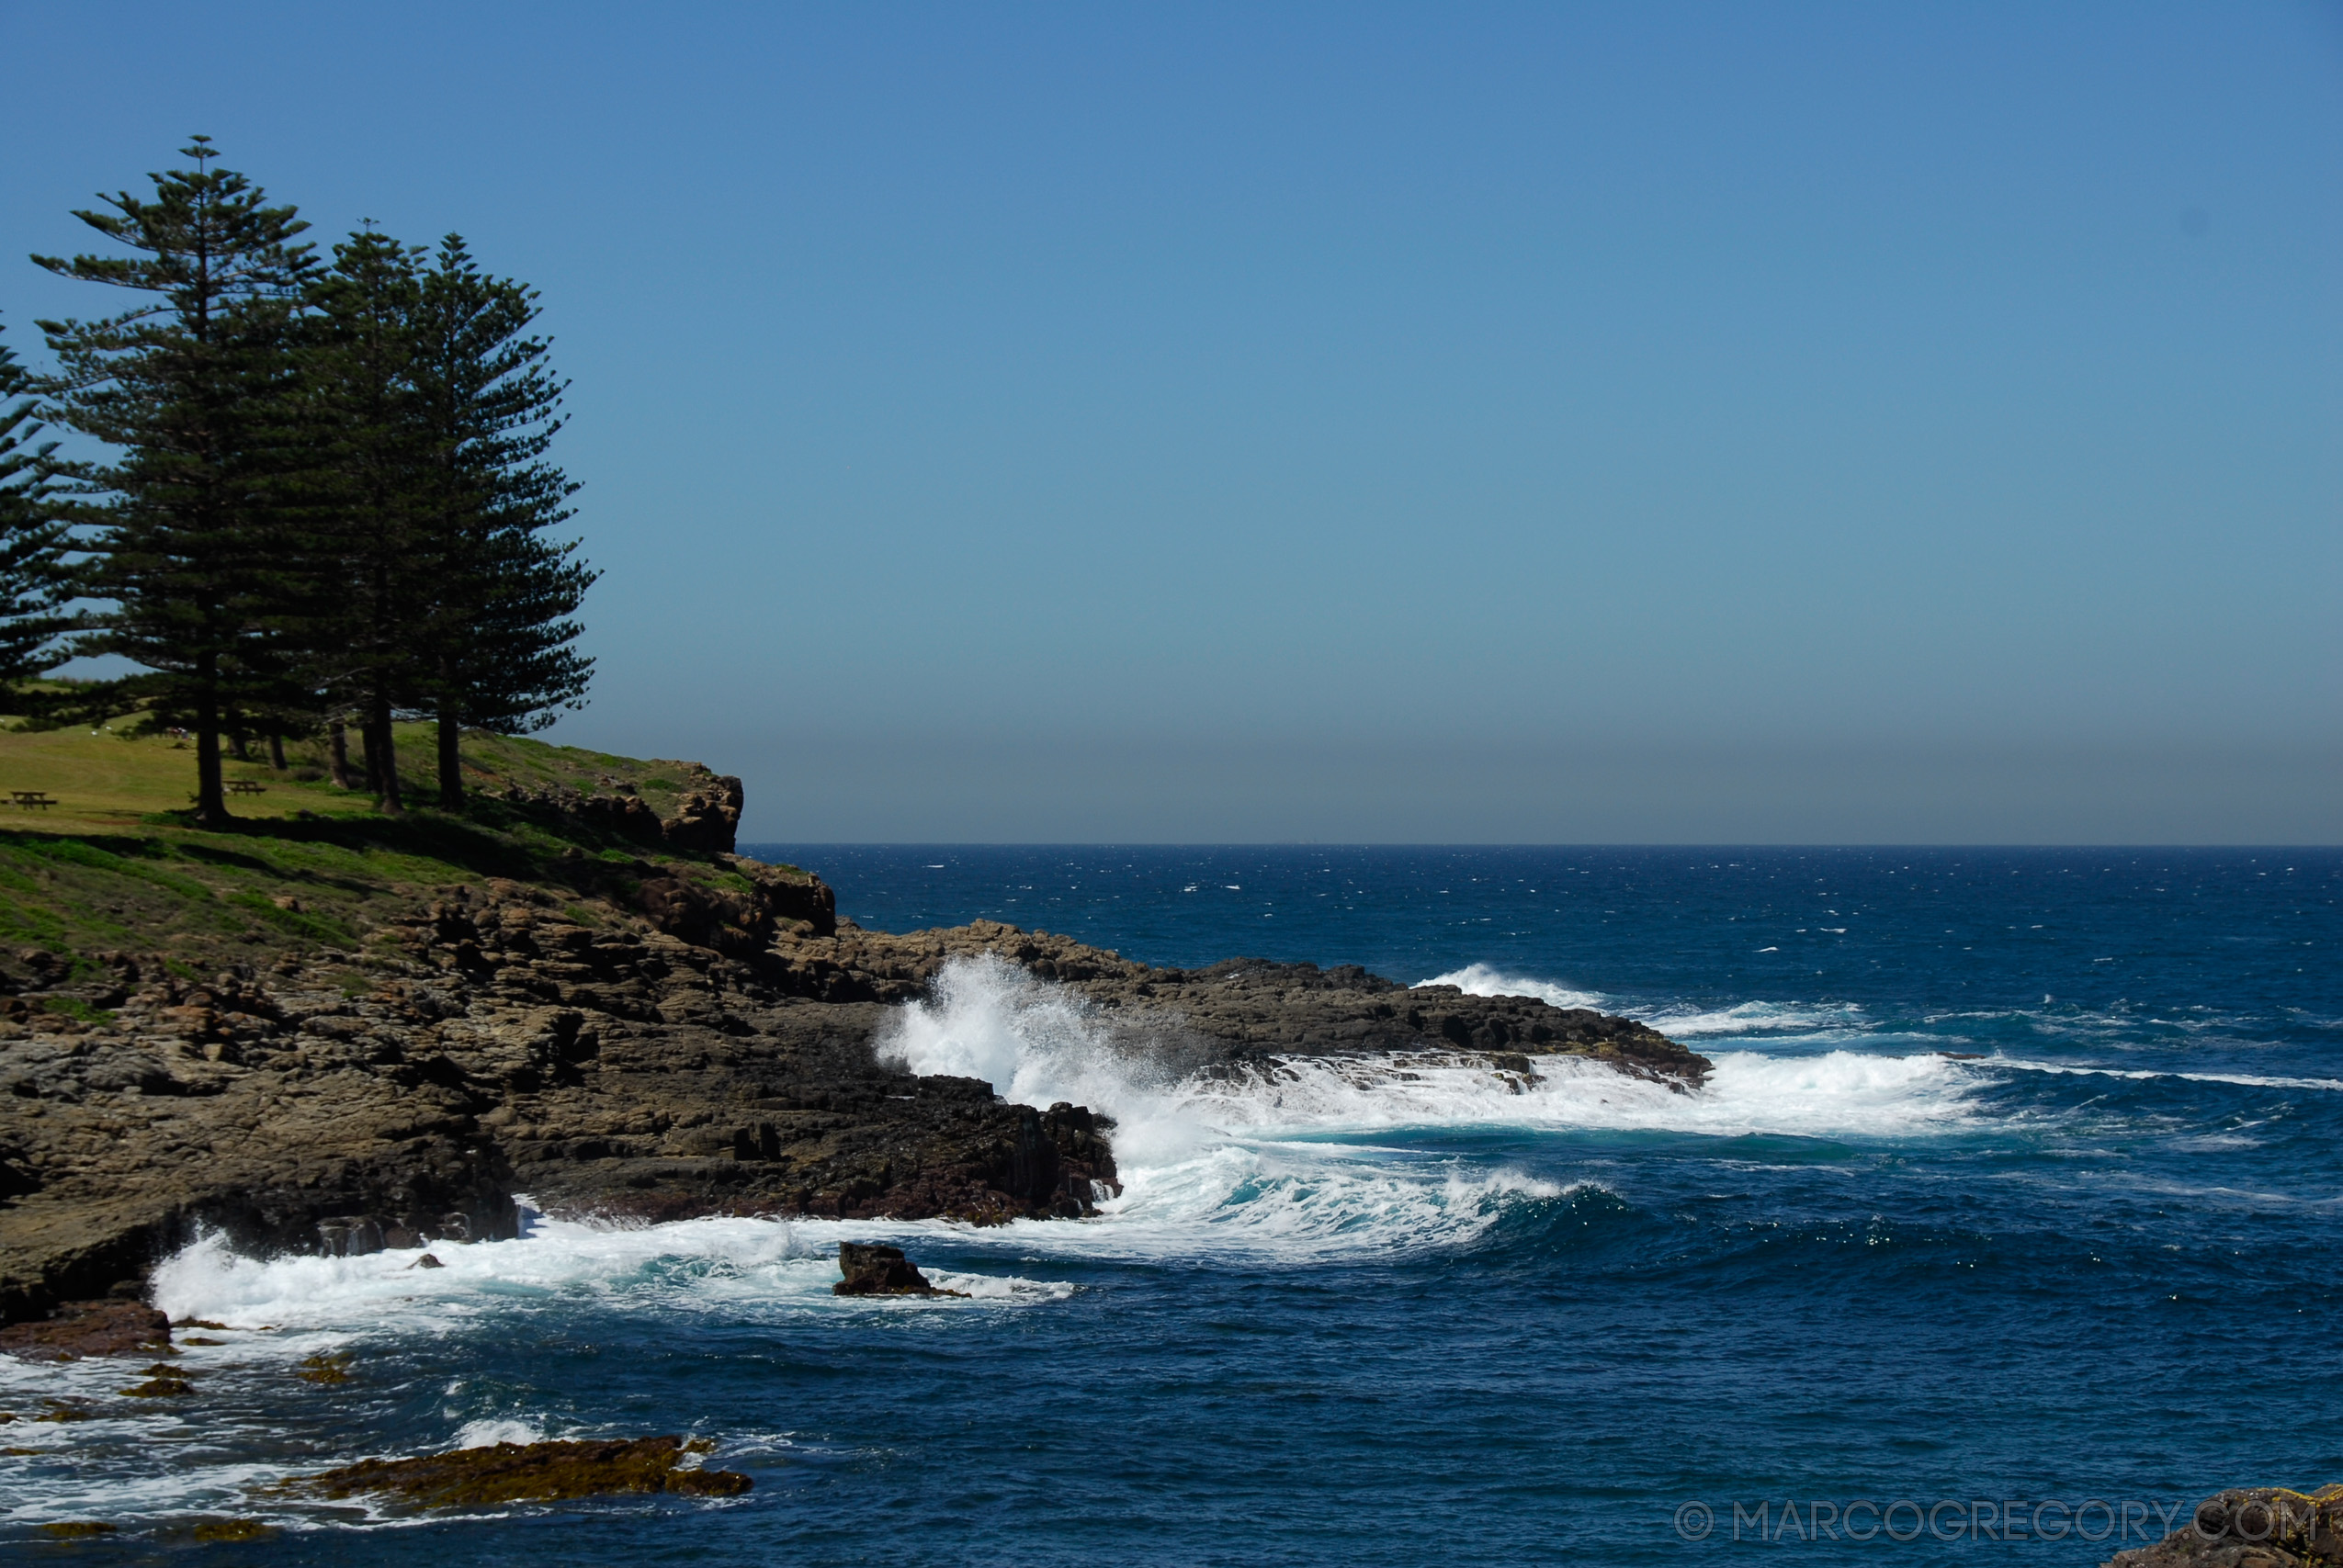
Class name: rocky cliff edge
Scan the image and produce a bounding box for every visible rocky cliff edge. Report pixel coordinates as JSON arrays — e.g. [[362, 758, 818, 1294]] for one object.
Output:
[[0, 771, 1705, 1325]]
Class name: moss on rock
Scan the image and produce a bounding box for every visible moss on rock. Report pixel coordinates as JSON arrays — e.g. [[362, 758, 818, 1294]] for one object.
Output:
[[296, 1435, 750, 1508]]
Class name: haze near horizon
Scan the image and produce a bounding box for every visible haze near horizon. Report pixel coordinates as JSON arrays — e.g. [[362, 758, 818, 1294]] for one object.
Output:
[[3, 2, 2336, 843]]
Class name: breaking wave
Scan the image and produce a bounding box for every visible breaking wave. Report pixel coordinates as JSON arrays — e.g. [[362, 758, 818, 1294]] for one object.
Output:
[[1174, 1048, 1985, 1140], [127, 959, 1999, 1348], [1416, 963, 1606, 1012], [868, 956, 1996, 1260], [146, 1218, 1070, 1335], [1421, 963, 1869, 1041]]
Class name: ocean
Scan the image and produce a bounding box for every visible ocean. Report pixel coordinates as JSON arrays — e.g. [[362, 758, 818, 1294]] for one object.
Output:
[[6, 845, 2337, 1564]]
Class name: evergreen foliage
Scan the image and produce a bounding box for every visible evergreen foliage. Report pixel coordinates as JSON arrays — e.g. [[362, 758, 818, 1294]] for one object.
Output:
[[31, 138, 318, 827], [306, 227, 432, 815], [0, 316, 71, 686], [10, 139, 597, 825], [410, 236, 594, 809]]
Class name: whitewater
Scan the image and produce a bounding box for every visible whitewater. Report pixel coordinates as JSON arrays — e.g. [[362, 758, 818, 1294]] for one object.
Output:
[[4, 845, 2336, 1565]]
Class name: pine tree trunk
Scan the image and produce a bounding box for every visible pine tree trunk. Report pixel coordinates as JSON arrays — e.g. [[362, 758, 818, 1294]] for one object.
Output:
[[328, 720, 354, 789], [371, 691, 404, 817], [360, 716, 380, 794], [191, 654, 231, 828], [226, 714, 250, 762], [268, 731, 288, 772], [436, 691, 463, 811]]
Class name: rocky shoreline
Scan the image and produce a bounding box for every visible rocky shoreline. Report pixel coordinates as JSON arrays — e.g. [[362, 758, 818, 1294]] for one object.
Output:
[[0, 773, 1707, 1326]]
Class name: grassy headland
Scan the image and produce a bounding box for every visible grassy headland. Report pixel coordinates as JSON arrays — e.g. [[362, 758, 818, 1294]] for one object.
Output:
[[0, 716, 766, 990]]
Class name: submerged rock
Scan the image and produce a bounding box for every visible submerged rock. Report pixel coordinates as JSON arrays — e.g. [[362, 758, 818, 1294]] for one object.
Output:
[[0, 1299, 171, 1361], [122, 1363, 196, 1397], [2106, 1483, 2343, 1568], [296, 1436, 750, 1507], [833, 1241, 964, 1297]]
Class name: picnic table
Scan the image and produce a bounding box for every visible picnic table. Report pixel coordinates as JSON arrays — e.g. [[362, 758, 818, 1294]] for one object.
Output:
[[225, 780, 268, 795], [9, 790, 55, 810]]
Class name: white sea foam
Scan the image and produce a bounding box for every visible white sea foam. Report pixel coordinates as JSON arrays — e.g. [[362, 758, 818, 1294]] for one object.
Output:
[[124, 959, 1991, 1347], [1173, 1048, 1983, 1141], [1420, 963, 1867, 1040], [146, 1215, 1067, 1334], [5, 954, 1988, 1534], [455, 1417, 549, 1448], [1978, 1058, 2343, 1093], [900, 955, 1986, 1176], [1417, 964, 1607, 1012], [1640, 999, 1869, 1039], [878, 952, 1173, 1116], [1059, 1150, 1578, 1262], [871, 958, 1989, 1261]]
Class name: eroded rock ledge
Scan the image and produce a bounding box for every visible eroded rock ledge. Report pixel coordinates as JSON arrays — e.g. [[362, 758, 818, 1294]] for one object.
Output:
[[0, 854, 1703, 1324]]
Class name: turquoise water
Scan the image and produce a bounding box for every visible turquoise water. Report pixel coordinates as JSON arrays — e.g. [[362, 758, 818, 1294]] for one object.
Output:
[[6, 847, 2337, 1563]]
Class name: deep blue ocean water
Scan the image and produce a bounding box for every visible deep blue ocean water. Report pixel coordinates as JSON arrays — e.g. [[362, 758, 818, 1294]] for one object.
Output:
[[6, 846, 2337, 1564]]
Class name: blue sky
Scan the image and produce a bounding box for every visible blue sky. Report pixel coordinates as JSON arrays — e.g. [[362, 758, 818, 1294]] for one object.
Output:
[[3, 3, 2337, 841]]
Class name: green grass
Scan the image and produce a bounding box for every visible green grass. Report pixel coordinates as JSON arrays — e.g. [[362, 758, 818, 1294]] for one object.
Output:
[[0, 714, 728, 836], [0, 725, 752, 981]]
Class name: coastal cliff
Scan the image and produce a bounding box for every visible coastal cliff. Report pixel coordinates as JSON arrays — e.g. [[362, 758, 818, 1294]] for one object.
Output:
[[0, 749, 1705, 1325]]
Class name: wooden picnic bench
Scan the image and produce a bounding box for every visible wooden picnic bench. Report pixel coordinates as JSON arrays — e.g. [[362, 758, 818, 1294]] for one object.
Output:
[[9, 790, 55, 810], [225, 780, 268, 795]]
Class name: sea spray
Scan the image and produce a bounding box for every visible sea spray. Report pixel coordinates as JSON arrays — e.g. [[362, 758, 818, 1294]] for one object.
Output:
[[877, 953, 1172, 1117], [865, 955, 1994, 1262], [141, 959, 2002, 1336], [1416, 963, 1608, 1013], [11, 845, 2337, 1561], [1421, 963, 1871, 1041], [147, 1219, 1069, 1337], [1173, 1049, 1986, 1139], [875, 953, 1217, 1171]]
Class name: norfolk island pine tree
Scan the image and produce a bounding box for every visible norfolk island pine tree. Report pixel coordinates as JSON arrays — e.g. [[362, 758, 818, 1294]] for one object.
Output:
[[0, 315, 73, 691], [409, 235, 594, 811], [33, 137, 318, 829]]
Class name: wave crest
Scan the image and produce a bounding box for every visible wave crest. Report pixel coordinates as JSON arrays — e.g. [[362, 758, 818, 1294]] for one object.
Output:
[[1417, 964, 1606, 1012]]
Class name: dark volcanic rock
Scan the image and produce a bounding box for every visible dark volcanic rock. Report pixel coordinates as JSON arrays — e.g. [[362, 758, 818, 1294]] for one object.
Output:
[[833, 1240, 962, 1297], [297, 1436, 750, 1506], [2108, 1484, 2343, 1568], [0, 1298, 172, 1360]]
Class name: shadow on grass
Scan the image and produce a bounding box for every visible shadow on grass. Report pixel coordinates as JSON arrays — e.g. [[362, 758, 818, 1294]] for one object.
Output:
[[126, 796, 716, 884]]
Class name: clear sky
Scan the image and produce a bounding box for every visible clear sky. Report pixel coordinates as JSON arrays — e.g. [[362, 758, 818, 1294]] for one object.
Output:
[[3, 3, 2337, 842]]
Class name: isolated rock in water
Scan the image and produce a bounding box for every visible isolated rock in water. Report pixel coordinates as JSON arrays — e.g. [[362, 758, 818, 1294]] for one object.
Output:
[[122, 1367, 196, 1397], [2106, 1483, 2343, 1568], [0, 1299, 172, 1361], [297, 1436, 750, 1507], [833, 1241, 961, 1297]]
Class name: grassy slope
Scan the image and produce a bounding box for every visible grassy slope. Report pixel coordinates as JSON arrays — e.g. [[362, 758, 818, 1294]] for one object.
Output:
[[0, 718, 721, 833], [0, 722, 766, 998]]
